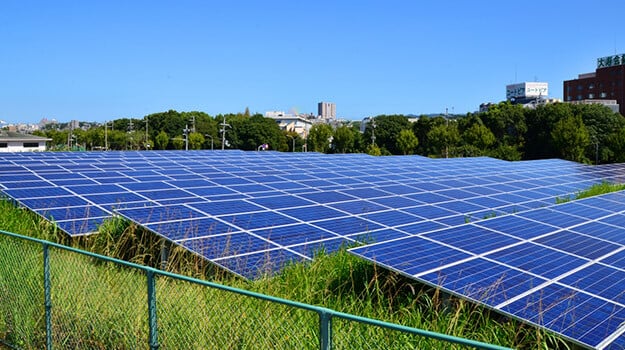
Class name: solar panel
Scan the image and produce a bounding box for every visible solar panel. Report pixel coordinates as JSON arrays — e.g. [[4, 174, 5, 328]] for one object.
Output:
[[350, 192, 625, 349], [4, 150, 625, 347]]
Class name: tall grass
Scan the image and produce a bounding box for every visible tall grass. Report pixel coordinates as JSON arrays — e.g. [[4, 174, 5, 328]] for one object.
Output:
[[0, 198, 569, 349], [555, 180, 625, 204]]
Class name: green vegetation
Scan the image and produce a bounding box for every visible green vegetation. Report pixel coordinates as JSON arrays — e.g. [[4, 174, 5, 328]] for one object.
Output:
[[0, 198, 569, 349], [556, 181, 625, 204], [34, 101, 625, 165]]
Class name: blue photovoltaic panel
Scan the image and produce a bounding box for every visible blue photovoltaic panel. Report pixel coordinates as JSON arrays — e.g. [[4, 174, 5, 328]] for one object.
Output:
[[20, 196, 91, 209], [252, 223, 339, 246], [419, 258, 548, 306], [424, 225, 521, 254], [534, 230, 621, 260], [37, 206, 110, 221], [571, 221, 625, 245], [313, 216, 384, 236], [219, 211, 298, 230], [289, 237, 353, 258], [328, 200, 387, 214], [362, 210, 423, 227], [351, 191, 625, 349], [353, 236, 473, 275], [474, 215, 556, 240], [181, 233, 279, 259], [369, 196, 422, 209], [279, 205, 346, 222], [214, 249, 306, 279], [501, 284, 625, 349], [120, 205, 203, 224], [5, 151, 625, 348], [145, 218, 237, 240], [485, 242, 588, 279], [189, 200, 264, 216], [348, 228, 409, 244]]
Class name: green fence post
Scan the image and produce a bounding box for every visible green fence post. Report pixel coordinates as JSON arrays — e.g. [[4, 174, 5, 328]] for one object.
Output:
[[319, 309, 332, 350], [43, 243, 52, 350], [147, 270, 159, 350]]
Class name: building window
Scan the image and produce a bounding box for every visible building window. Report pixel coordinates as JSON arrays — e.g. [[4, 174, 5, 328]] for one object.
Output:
[[577, 84, 583, 90], [577, 94, 583, 100], [601, 92, 608, 98], [0, 143, 7, 148], [23, 142, 39, 148], [566, 95, 572, 101], [588, 93, 595, 99], [589, 83, 595, 89]]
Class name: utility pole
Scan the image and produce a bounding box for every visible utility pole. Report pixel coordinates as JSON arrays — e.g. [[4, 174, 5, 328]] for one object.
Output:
[[183, 125, 190, 151], [370, 118, 376, 145], [104, 121, 108, 151], [220, 115, 230, 150], [145, 116, 149, 149], [445, 108, 449, 159]]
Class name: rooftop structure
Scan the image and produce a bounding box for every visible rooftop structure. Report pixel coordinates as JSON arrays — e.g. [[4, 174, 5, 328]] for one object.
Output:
[[0, 131, 51, 152], [564, 53, 625, 115]]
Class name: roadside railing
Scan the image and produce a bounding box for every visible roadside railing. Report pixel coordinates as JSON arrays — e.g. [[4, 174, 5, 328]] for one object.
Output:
[[0, 229, 510, 349]]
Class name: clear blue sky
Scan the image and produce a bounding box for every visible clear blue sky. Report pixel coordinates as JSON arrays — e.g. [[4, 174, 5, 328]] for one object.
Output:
[[2, 0, 625, 124]]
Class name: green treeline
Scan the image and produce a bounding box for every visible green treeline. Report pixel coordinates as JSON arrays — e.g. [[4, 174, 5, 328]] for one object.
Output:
[[34, 101, 625, 164]]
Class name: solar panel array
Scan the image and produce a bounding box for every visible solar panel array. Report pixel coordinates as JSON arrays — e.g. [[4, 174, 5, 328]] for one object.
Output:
[[2, 150, 625, 349]]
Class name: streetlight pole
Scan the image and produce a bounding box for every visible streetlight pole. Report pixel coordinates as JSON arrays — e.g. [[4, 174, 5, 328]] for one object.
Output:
[[205, 135, 214, 150], [287, 135, 295, 152]]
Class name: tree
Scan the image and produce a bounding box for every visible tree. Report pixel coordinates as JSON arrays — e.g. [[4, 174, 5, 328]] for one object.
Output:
[[333, 125, 355, 153], [479, 102, 527, 151], [363, 115, 410, 154], [171, 136, 184, 150], [413, 115, 446, 155], [155, 131, 169, 150], [226, 114, 285, 151], [551, 114, 591, 163], [427, 122, 460, 158], [308, 123, 334, 153], [463, 122, 495, 151], [396, 129, 419, 155], [365, 143, 382, 156], [188, 132, 205, 150]]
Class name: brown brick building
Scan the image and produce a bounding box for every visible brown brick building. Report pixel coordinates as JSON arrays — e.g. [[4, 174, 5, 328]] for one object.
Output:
[[563, 53, 625, 116]]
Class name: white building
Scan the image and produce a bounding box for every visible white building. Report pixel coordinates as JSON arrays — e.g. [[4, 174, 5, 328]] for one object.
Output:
[[506, 82, 549, 102], [264, 111, 313, 138], [0, 131, 51, 152]]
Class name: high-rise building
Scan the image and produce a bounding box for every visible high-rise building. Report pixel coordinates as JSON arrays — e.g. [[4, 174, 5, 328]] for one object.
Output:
[[318, 102, 336, 119], [563, 53, 625, 115]]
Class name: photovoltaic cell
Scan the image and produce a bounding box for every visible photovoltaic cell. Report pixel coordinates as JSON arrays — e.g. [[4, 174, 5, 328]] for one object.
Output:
[[4, 150, 625, 348]]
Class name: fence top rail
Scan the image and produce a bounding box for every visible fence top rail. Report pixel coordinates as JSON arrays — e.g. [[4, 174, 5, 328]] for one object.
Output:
[[0, 229, 511, 350]]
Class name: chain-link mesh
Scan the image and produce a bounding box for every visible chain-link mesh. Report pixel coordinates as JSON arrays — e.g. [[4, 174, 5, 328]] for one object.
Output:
[[0, 234, 45, 349], [156, 274, 319, 349], [332, 316, 480, 349], [0, 231, 505, 350], [48, 246, 148, 349]]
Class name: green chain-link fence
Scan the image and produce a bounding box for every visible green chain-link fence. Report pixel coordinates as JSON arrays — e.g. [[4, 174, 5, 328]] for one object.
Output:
[[0, 229, 510, 349]]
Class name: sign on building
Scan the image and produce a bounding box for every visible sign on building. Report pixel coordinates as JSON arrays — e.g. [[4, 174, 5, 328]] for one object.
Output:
[[597, 54, 625, 69], [506, 82, 549, 100]]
